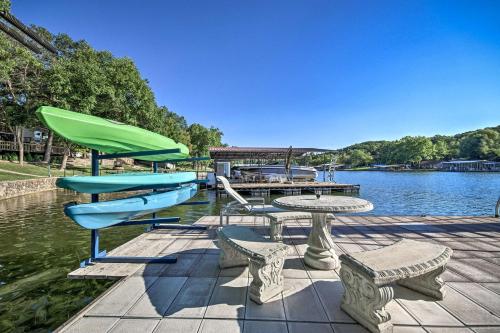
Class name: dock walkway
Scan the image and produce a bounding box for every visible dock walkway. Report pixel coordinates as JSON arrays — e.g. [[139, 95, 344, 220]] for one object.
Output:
[[60, 215, 500, 332], [217, 181, 360, 197]]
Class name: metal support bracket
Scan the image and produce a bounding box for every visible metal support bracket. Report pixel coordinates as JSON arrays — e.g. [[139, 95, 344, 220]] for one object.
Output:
[[96, 148, 181, 160], [152, 224, 207, 230]]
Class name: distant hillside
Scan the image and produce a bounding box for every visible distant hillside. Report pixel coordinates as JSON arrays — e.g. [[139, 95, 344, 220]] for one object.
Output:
[[315, 125, 500, 167]]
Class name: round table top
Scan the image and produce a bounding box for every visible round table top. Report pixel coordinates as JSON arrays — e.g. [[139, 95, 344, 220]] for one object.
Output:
[[272, 195, 373, 214]]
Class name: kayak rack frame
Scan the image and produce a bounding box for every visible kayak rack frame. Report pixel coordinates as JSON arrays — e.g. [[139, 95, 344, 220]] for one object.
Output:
[[81, 149, 210, 268]]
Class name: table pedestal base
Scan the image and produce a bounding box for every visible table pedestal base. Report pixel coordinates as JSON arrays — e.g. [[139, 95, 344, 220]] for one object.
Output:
[[304, 213, 339, 270]]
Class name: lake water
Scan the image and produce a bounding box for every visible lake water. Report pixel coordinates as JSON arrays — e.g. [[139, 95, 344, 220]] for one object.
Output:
[[0, 171, 499, 332], [324, 171, 500, 216]]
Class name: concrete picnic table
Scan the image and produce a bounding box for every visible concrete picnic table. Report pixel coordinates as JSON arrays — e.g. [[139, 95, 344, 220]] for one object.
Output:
[[272, 194, 373, 270]]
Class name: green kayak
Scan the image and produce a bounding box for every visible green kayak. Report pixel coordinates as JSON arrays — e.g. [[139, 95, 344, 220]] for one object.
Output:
[[36, 106, 189, 161]]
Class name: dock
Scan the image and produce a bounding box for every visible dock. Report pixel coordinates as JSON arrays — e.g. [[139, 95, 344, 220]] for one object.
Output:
[[59, 215, 500, 332], [217, 181, 360, 197]]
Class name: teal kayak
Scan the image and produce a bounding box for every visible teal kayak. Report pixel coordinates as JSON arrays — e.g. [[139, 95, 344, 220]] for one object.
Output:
[[56, 172, 197, 194], [64, 183, 198, 229]]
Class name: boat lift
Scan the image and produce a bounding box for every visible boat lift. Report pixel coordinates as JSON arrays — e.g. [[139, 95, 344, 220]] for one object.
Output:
[[81, 148, 211, 267]]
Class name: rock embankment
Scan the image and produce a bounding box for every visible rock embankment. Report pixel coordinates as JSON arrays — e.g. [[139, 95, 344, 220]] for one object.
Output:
[[0, 177, 59, 200]]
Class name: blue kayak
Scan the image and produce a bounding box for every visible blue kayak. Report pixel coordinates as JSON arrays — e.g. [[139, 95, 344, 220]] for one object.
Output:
[[64, 183, 198, 229], [56, 172, 197, 194]]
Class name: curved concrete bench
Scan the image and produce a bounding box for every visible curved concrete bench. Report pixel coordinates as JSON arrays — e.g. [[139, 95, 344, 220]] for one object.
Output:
[[217, 225, 289, 304], [267, 211, 334, 241], [339, 239, 453, 333]]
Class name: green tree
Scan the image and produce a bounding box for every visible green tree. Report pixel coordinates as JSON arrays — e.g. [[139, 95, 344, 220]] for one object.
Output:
[[159, 106, 190, 145], [188, 124, 223, 157], [392, 136, 434, 165], [0, 33, 44, 165], [459, 129, 500, 160], [432, 139, 449, 160], [1, 23, 226, 169], [349, 149, 373, 167], [0, 0, 10, 12]]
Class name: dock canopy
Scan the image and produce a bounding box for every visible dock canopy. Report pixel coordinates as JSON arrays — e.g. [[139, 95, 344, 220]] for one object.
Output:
[[209, 146, 333, 161]]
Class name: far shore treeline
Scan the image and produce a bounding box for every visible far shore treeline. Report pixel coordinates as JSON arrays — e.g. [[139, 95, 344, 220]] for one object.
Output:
[[0, 4, 223, 168], [310, 126, 500, 168]]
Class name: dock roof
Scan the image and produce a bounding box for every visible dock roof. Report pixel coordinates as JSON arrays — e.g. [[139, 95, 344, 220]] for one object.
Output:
[[209, 146, 333, 160]]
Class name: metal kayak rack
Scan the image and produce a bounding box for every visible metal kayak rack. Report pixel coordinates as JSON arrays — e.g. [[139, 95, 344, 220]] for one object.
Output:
[[80, 148, 211, 268]]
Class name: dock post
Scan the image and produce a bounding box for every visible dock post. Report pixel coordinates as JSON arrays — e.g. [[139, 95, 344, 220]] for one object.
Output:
[[496, 197, 500, 218], [152, 162, 158, 222]]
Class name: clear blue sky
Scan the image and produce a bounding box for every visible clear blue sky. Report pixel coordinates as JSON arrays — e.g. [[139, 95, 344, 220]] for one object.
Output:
[[12, 0, 500, 148]]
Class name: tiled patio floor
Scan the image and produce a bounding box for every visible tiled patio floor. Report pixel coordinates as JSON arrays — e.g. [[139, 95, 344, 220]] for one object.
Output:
[[59, 215, 500, 333]]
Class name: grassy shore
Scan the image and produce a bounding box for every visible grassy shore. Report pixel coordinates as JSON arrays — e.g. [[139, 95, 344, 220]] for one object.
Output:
[[0, 161, 151, 181]]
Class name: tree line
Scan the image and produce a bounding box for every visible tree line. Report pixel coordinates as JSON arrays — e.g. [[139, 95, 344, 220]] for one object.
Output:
[[321, 126, 500, 168], [0, 9, 223, 168]]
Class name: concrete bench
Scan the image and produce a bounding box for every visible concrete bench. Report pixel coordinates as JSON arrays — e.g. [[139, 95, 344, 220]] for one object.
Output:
[[339, 239, 453, 333], [267, 211, 334, 241], [217, 225, 289, 304]]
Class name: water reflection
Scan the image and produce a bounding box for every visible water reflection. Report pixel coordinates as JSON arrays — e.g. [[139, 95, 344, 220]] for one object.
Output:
[[0, 188, 221, 332]]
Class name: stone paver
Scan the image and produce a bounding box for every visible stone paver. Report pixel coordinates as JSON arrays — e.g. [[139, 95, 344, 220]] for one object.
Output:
[[471, 328, 500, 333], [244, 320, 287, 333], [165, 277, 216, 318], [331, 323, 370, 333], [245, 291, 286, 321], [125, 276, 187, 317], [190, 254, 220, 277], [437, 286, 500, 326], [205, 277, 248, 319], [480, 282, 500, 295], [395, 286, 464, 326], [288, 322, 334, 333], [59, 215, 500, 333], [449, 282, 500, 316], [198, 319, 243, 333], [154, 318, 201, 332], [393, 327, 427, 333], [86, 276, 158, 316], [424, 328, 474, 333], [282, 278, 329, 322], [108, 318, 159, 333], [63, 317, 119, 333], [312, 278, 355, 323]]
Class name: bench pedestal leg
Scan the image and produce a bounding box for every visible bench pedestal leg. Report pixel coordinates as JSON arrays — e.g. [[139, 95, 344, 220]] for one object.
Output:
[[398, 265, 446, 300], [218, 240, 249, 268], [270, 220, 283, 242], [248, 256, 285, 304], [340, 264, 394, 333]]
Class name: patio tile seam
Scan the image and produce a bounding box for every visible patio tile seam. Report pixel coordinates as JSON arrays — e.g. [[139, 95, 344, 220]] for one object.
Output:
[[480, 283, 500, 296], [80, 313, 500, 328], [447, 283, 500, 318], [433, 289, 490, 327], [309, 277, 337, 323], [395, 296, 466, 328]]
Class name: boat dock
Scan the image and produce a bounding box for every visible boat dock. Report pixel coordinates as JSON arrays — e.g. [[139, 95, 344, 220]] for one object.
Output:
[[59, 215, 500, 333], [216, 181, 360, 197]]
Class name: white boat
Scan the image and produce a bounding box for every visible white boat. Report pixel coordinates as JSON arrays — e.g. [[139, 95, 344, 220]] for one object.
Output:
[[233, 164, 318, 181]]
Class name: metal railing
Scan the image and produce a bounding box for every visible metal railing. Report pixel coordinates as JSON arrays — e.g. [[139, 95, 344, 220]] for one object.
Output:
[[0, 140, 65, 155]]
